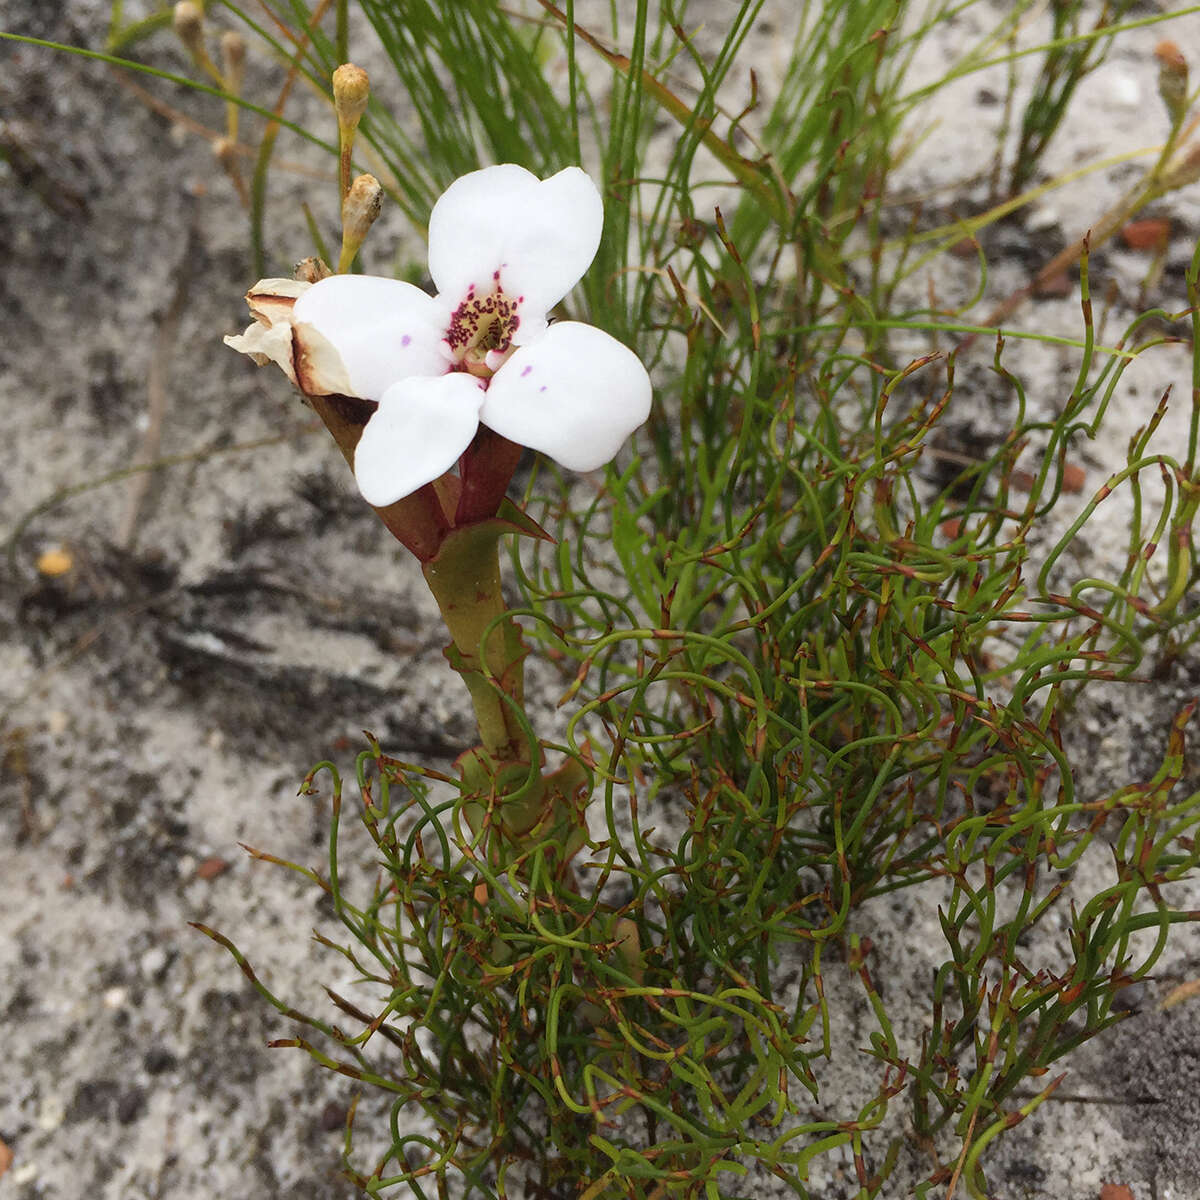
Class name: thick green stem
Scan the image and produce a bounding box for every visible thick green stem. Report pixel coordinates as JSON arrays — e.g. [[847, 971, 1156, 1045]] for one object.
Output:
[[422, 522, 530, 765]]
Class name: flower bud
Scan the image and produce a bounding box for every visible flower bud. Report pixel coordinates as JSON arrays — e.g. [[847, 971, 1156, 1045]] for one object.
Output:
[[174, 0, 226, 89], [332, 64, 370, 127], [1163, 143, 1200, 191], [220, 30, 246, 96], [173, 1, 205, 58], [333, 64, 371, 203], [338, 173, 384, 272], [342, 173, 383, 238], [213, 136, 249, 205], [1156, 40, 1189, 128], [213, 136, 237, 169]]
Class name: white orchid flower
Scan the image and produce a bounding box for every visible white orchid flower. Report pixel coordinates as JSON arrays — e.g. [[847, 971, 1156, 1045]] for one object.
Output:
[[226, 164, 652, 508]]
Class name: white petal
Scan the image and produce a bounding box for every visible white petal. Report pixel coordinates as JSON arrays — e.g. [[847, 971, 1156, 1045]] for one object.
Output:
[[224, 321, 299, 386], [226, 280, 314, 387], [226, 280, 352, 395], [293, 274, 450, 401], [353, 373, 485, 507], [245, 278, 310, 322], [291, 321, 354, 396], [479, 322, 651, 472], [428, 165, 603, 319], [428, 164, 536, 300]]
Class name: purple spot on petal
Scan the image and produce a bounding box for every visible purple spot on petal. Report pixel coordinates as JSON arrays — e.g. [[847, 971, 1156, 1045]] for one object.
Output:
[[539, 386, 547, 393], [521, 365, 532, 378], [401, 334, 411, 346]]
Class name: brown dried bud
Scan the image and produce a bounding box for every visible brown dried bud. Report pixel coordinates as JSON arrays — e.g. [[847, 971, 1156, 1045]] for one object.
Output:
[[220, 30, 246, 96], [332, 64, 370, 128], [294, 256, 333, 284], [1156, 40, 1189, 127]]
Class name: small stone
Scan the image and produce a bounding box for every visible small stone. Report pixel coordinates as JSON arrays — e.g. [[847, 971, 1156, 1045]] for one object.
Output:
[[140, 947, 168, 978], [1109, 72, 1141, 108], [1111, 980, 1147, 1013], [1033, 269, 1073, 298], [36, 1094, 65, 1131], [0, 1136, 12, 1176], [1100, 1185, 1135, 1200], [102, 986, 127, 1010], [195, 856, 230, 881], [1026, 205, 1060, 233], [35, 547, 72, 577], [1121, 218, 1169, 251], [1061, 463, 1087, 493]]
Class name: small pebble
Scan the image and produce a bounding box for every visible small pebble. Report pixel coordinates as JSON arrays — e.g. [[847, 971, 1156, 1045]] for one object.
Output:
[[140, 947, 168, 977], [35, 547, 72, 577], [1108, 72, 1141, 108], [195, 856, 230, 881], [1111, 980, 1146, 1013], [36, 1094, 65, 1131], [1027, 205, 1060, 233], [1062, 463, 1087, 494], [1121, 218, 1169, 250]]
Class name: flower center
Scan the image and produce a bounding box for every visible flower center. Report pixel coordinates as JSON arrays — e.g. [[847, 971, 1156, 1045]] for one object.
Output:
[[445, 274, 521, 376]]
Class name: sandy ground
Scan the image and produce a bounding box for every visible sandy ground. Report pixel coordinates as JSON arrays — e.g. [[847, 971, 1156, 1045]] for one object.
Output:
[[3, 1, 1200, 1197]]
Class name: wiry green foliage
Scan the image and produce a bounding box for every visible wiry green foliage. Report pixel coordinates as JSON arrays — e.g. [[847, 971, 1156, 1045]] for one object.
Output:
[[29, 0, 1200, 1195], [1004, 0, 1139, 197]]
